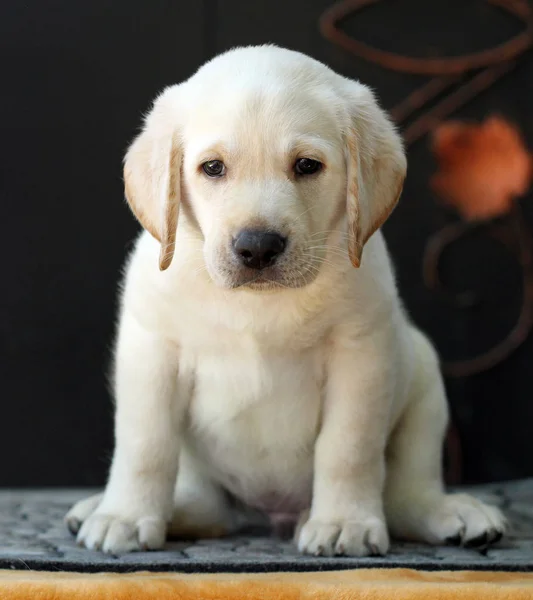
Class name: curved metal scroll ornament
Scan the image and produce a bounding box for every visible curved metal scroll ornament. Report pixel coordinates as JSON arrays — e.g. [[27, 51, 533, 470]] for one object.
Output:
[[318, 0, 533, 484], [423, 202, 533, 378], [319, 0, 533, 146]]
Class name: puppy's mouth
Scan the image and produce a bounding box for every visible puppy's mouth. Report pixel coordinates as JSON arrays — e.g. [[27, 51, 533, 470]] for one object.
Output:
[[231, 270, 286, 291], [228, 266, 317, 291]]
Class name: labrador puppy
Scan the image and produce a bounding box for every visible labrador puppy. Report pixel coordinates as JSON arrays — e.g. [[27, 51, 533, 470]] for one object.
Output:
[[65, 45, 506, 556]]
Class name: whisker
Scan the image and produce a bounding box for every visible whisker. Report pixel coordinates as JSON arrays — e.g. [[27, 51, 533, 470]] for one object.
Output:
[[304, 250, 347, 264], [289, 204, 316, 227], [301, 255, 343, 271], [304, 249, 350, 262], [306, 245, 349, 254], [192, 264, 208, 276], [310, 229, 350, 238]]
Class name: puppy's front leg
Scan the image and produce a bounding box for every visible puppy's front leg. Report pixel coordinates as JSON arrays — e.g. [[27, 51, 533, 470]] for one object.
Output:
[[76, 311, 182, 554], [297, 330, 393, 557]]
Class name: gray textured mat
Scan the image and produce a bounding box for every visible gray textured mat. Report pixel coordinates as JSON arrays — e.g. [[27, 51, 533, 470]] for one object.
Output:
[[1, 480, 532, 573]]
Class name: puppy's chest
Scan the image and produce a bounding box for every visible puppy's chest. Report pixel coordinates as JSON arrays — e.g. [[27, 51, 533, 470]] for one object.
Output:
[[185, 345, 324, 439], [181, 343, 324, 506]]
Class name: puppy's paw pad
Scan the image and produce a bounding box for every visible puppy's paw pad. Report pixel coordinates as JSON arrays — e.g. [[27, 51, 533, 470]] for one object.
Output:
[[424, 493, 507, 548], [76, 512, 166, 554], [297, 516, 389, 557]]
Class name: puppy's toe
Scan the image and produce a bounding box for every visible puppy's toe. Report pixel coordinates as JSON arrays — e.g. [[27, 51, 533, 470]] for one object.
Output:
[[64, 493, 103, 536], [137, 516, 167, 550], [100, 517, 139, 554], [297, 520, 341, 557], [78, 513, 113, 552], [297, 516, 389, 558], [335, 517, 389, 557]]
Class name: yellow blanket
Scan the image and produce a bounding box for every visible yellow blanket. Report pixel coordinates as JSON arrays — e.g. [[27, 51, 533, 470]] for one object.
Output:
[[1, 568, 533, 599]]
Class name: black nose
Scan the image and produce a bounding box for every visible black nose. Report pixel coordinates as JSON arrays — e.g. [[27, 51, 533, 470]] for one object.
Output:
[[233, 230, 287, 270]]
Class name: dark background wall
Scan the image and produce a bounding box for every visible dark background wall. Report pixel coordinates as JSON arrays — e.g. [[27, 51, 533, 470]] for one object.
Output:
[[1, 0, 532, 486]]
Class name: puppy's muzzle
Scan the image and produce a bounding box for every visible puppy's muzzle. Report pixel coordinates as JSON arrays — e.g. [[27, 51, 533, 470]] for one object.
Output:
[[232, 230, 287, 270]]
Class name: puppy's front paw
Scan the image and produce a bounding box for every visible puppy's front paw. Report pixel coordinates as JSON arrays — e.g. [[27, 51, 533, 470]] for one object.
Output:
[[76, 511, 166, 554], [296, 514, 389, 557]]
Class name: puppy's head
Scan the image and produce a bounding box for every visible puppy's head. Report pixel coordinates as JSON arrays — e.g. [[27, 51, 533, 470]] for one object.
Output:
[[124, 46, 406, 290]]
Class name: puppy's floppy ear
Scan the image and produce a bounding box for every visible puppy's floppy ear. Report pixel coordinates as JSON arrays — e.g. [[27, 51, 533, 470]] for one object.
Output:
[[124, 86, 182, 271], [341, 81, 407, 267]]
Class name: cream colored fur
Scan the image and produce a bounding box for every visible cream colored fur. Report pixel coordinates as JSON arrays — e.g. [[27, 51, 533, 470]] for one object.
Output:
[[65, 45, 506, 557]]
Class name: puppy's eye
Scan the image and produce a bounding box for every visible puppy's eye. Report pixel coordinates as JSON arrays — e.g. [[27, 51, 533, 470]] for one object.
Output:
[[202, 160, 226, 177], [294, 158, 322, 176]]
